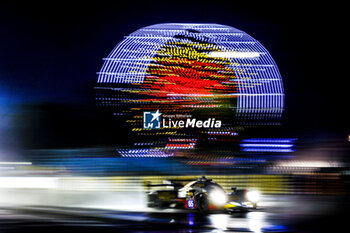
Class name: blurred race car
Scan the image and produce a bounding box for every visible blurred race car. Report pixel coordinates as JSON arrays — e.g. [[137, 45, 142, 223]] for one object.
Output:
[[146, 176, 260, 213]]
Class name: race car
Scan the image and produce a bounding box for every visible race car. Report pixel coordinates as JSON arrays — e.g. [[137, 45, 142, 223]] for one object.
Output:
[[146, 176, 260, 213]]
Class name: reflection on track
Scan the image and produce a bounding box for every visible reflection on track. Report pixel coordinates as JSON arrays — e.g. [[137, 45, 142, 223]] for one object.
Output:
[[0, 195, 343, 232], [147, 211, 288, 232], [1, 206, 290, 232]]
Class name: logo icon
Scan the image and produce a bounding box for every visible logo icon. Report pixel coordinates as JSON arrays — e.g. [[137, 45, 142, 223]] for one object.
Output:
[[143, 110, 162, 129]]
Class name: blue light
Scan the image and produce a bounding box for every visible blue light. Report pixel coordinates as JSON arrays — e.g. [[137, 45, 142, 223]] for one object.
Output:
[[188, 213, 194, 226], [242, 138, 297, 143], [240, 144, 294, 148], [262, 224, 287, 232], [117, 149, 174, 157], [242, 148, 295, 153]]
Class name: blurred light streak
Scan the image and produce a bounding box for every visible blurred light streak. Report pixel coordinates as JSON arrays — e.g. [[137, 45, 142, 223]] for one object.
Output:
[[242, 148, 295, 153], [248, 211, 264, 233], [209, 214, 228, 230], [0, 174, 346, 201], [276, 160, 341, 168], [0, 177, 57, 189], [240, 144, 294, 148], [242, 138, 297, 143], [0, 162, 32, 165], [208, 51, 260, 58], [117, 149, 174, 157]]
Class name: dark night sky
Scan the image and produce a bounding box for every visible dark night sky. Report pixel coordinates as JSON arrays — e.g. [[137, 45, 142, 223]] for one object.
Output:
[[0, 1, 348, 149]]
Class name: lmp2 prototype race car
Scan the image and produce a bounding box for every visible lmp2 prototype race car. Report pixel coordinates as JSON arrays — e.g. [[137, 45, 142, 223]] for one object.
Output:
[[146, 176, 260, 213]]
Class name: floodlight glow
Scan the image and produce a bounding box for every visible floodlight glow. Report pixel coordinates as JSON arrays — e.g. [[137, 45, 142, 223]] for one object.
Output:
[[246, 190, 260, 202], [209, 189, 227, 206], [208, 51, 260, 58]]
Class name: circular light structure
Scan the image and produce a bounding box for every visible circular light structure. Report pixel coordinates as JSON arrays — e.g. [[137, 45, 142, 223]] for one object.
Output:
[[97, 23, 283, 113], [96, 23, 284, 151]]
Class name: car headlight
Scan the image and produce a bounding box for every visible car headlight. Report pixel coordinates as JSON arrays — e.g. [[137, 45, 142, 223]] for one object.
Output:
[[209, 189, 227, 205], [246, 190, 260, 202]]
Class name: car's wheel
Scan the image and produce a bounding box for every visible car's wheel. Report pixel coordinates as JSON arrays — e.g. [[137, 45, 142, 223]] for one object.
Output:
[[197, 193, 209, 213], [148, 193, 169, 209]]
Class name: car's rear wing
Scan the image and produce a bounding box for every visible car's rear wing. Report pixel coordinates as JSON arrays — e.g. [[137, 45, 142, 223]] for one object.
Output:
[[167, 179, 194, 182], [146, 183, 175, 187], [144, 180, 183, 191]]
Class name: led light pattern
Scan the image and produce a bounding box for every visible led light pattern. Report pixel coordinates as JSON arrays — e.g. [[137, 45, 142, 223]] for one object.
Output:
[[240, 138, 296, 153], [96, 23, 285, 155], [242, 138, 297, 143], [118, 149, 174, 157], [97, 23, 284, 116]]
